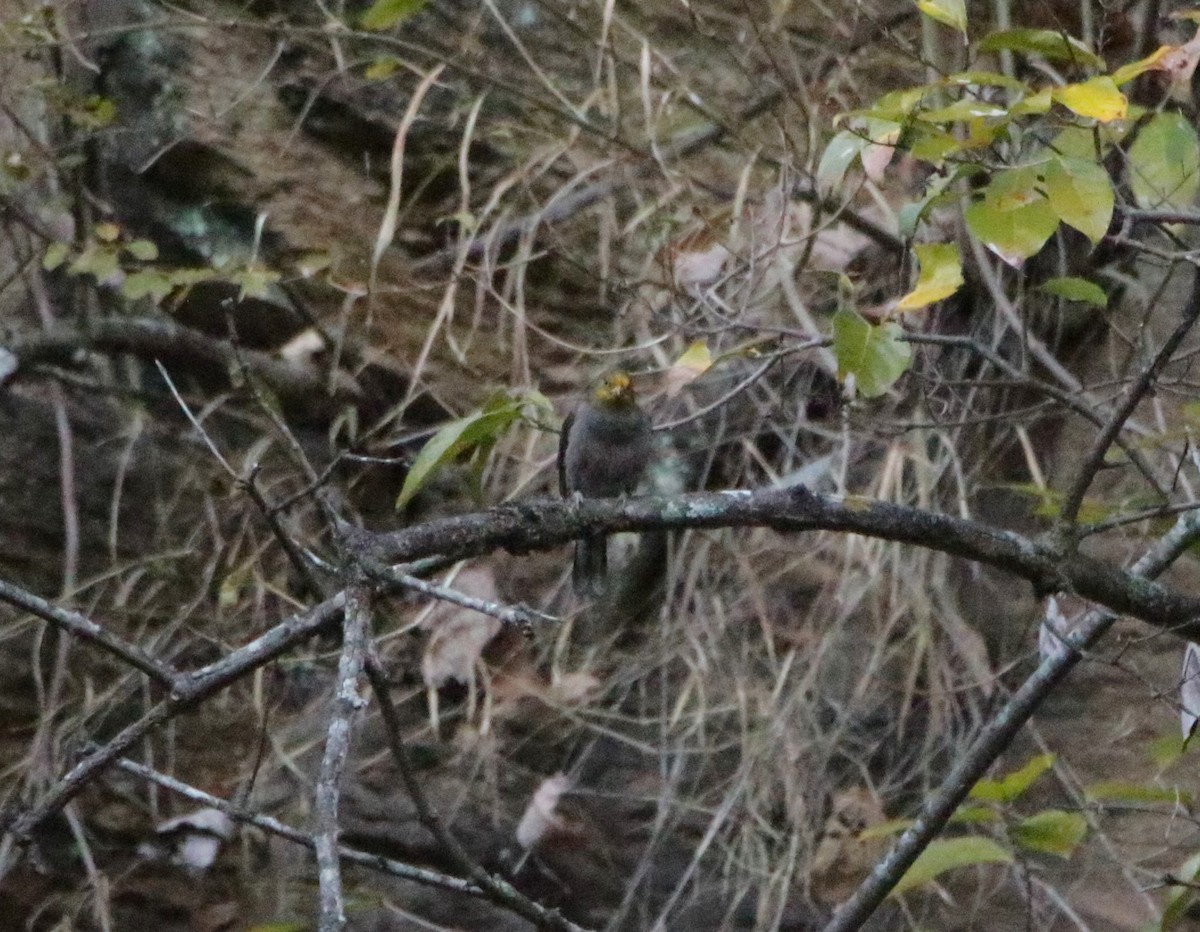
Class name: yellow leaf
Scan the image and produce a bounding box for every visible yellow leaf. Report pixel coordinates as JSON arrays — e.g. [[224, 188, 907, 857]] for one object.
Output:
[[94, 222, 120, 243], [1111, 45, 1173, 85], [664, 340, 713, 397], [1052, 77, 1127, 123], [915, 0, 966, 34], [898, 242, 963, 310]]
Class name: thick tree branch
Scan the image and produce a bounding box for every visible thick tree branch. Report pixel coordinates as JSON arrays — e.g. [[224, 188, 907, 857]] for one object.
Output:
[[3, 317, 357, 409], [360, 487, 1200, 638]]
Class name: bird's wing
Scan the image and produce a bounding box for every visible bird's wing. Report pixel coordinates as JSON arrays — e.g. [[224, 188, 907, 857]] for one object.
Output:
[[557, 409, 574, 497]]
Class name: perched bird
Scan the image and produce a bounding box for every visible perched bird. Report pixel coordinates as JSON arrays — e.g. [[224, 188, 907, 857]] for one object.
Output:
[[558, 371, 653, 596]]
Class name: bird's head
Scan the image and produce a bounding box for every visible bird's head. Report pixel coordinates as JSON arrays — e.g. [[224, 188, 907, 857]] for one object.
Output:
[[592, 370, 638, 408]]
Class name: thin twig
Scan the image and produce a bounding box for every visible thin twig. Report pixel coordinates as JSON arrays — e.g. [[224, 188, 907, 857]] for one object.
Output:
[[361, 559, 557, 628], [314, 584, 372, 932], [364, 654, 589, 932], [1059, 270, 1200, 525], [113, 755, 483, 895], [0, 578, 176, 687], [0, 594, 345, 848], [822, 508, 1200, 931]]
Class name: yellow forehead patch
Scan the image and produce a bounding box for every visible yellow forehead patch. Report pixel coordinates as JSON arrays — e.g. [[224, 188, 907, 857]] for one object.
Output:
[[607, 372, 631, 390]]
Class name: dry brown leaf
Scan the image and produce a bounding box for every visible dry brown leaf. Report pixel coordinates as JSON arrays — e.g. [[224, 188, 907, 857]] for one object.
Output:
[[515, 773, 572, 849], [421, 566, 503, 689], [810, 787, 888, 906]]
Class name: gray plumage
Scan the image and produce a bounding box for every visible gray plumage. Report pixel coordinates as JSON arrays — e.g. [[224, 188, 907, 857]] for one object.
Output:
[[558, 375, 652, 596]]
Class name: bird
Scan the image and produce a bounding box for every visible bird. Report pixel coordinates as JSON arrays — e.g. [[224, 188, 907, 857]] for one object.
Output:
[[558, 371, 653, 596]]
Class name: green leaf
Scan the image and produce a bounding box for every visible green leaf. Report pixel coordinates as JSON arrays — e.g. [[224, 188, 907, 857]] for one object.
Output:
[[859, 805, 999, 840], [125, 239, 159, 261], [970, 753, 1055, 803], [229, 266, 281, 299], [898, 242, 963, 310], [1042, 156, 1114, 243], [1084, 781, 1192, 806], [917, 98, 1007, 122], [832, 309, 912, 399], [68, 244, 121, 281], [397, 395, 535, 509], [965, 186, 1059, 267], [908, 128, 964, 166], [360, 0, 427, 30], [1160, 851, 1200, 931], [976, 29, 1104, 68], [365, 56, 401, 80], [42, 241, 70, 271], [940, 70, 1026, 91], [122, 270, 175, 302], [1129, 112, 1200, 210], [891, 836, 1012, 897], [915, 0, 966, 34], [817, 130, 865, 194], [1149, 734, 1192, 769], [1010, 809, 1087, 858], [1039, 277, 1108, 307]]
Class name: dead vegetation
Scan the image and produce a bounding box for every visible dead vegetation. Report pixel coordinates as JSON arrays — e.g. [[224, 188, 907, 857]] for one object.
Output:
[[2, 1, 1200, 931]]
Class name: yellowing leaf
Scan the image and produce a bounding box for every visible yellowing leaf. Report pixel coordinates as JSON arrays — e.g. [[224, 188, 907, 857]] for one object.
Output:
[[1052, 77, 1127, 122], [970, 753, 1054, 803], [891, 836, 1012, 897], [915, 0, 966, 34], [665, 340, 713, 398], [95, 222, 120, 243], [1111, 45, 1173, 85], [360, 0, 427, 30], [897, 242, 963, 310]]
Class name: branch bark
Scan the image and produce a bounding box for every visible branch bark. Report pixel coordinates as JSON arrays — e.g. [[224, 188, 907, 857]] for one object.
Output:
[[359, 487, 1200, 638]]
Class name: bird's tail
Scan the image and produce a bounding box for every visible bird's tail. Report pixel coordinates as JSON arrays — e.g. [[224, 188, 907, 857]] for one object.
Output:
[[573, 534, 608, 596]]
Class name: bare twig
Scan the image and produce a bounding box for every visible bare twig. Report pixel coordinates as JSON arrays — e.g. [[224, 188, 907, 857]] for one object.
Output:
[[364, 654, 589, 932], [0, 594, 345, 847], [362, 559, 557, 628], [314, 584, 372, 932], [821, 507, 1200, 931], [1058, 269, 1200, 525], [113, 755, 483, 895], [0, 577, 176, 687]]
